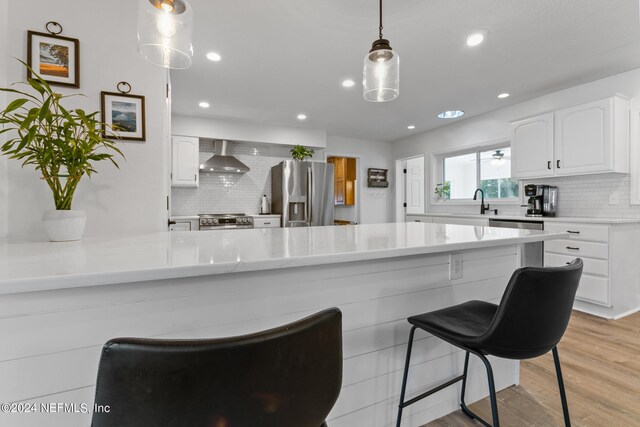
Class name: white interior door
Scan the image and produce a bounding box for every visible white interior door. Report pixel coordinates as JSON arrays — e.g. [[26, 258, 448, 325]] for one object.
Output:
[[405, 156, 425, 214]]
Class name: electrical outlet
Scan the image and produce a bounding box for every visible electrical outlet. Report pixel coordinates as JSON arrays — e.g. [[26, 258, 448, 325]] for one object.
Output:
[[449, 253, 463, 280], [609, 192, 619, 205]]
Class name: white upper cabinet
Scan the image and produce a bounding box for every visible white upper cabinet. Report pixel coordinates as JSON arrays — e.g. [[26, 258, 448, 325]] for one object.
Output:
[[171, 136, 200, 188], [511, 95, 629, 179], [554, 96, 629, 176], [511, 113, 555, 179]]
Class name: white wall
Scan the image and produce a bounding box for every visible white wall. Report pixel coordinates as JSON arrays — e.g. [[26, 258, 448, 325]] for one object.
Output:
[[172, 114, 327, 148], [392, 68, 640, 218], [326, 136, 394, 224], [3, 0, 168, 238], [0, 0, 8, 237]]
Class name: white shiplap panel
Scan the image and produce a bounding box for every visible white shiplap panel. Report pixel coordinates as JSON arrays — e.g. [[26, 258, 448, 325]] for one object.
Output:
[[0, 246, 519, 427]]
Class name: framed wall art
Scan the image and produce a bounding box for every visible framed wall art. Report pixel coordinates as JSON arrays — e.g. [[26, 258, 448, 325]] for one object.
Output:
[[27, 26, 80, 88], [101, 90, 146, 142]]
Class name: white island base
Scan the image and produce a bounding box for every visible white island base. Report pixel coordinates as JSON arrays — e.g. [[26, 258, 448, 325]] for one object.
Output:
[[0, 224, 567, 427]]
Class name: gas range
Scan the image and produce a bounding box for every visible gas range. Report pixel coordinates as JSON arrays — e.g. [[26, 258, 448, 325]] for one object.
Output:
[[199, 213, 254, 230]]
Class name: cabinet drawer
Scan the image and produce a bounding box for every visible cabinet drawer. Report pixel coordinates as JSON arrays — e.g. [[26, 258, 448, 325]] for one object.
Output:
[[544, 253, 608, 277], [575, 274, 610, 306], [406, 215, 431, 223], [431, 217, 489, 226], [253, 218, 280, 228], [544, 239, 608, 260], [544, 222, 609, 243]]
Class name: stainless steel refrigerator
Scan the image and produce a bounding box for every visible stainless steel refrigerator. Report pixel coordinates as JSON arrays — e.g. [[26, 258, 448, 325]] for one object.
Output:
[[271, 161, 334, 227]]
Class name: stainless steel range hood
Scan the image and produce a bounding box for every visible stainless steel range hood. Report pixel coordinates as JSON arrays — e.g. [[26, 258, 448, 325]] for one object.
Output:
[[200, 140, 250, 174]]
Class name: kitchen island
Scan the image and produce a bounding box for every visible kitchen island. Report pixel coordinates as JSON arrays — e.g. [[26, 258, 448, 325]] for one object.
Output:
[[0, 223, 567, 427]]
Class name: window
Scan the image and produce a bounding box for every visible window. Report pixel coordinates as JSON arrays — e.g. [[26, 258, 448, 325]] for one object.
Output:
[[439, 146, 518, 200]]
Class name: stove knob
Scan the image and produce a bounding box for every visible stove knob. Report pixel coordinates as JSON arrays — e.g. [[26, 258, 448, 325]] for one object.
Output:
[[212, 219, 219, 224]]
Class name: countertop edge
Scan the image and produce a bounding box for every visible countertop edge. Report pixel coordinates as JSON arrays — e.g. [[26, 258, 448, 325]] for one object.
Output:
[[0, 229, 568, 296]]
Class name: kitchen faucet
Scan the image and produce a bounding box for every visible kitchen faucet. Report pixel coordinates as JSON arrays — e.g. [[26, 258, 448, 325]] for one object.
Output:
[[473, 189, 490, 215]]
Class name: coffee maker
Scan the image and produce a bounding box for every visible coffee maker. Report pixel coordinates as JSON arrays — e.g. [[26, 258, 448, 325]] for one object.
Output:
[[524, 184, 557, 217]]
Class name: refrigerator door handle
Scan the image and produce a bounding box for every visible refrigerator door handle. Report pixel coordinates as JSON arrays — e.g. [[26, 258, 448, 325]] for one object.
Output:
[[307, 167, 313, 226]]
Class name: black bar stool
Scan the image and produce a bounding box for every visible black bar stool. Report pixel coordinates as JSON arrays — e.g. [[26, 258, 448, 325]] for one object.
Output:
[[396, 259, 583, 427], [91, 308, 343, 427]]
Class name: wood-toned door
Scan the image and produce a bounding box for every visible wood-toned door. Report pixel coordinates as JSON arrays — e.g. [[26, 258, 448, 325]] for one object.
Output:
[[327, 157, 356, 206]]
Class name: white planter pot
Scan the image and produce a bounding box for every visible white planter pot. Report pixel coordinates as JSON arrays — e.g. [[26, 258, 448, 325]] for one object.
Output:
[[42, 210, 87, 242]]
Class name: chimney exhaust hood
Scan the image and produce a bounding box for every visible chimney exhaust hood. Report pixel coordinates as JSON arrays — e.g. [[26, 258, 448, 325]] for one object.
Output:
[[200, 140, 250, 174]]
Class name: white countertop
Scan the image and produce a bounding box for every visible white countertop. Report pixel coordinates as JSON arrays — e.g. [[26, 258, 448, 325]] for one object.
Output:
[[409, 212, 640, 224], [0, 223, 567, 295]]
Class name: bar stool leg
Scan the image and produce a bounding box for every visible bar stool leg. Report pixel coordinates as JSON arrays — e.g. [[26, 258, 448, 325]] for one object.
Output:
[[459, 351, 471, 409], [396, 326, 417, 427], [479, 354, 500, 427], [552, 347, 571, 427], [460, 351, 499, 427]]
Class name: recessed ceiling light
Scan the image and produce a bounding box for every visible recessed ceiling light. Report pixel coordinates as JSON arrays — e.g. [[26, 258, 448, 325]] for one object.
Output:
[[466, 31, 487, 47], [342, 79, 355, 88], [437, 110, 465, 119], [407, 125, 416, 130], [498, 92, 510, 99], [206, 52, 222, 62], [199, 101, 210, 108], [297, 113, 307, 120]]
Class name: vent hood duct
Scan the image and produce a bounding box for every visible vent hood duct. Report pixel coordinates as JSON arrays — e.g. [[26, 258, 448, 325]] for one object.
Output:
[[200, 140, 250, 174]]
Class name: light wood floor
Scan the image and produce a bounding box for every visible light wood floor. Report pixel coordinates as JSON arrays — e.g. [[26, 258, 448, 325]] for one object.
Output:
[[425, 310, 640, 426]]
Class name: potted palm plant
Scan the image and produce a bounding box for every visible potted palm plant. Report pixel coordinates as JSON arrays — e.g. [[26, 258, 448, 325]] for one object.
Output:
[[0, 62, 123, 241]]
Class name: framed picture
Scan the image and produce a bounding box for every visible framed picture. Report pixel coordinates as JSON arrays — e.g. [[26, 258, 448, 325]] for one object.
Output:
[[101, 92, 146, 141], [27, 31, 80, 88]]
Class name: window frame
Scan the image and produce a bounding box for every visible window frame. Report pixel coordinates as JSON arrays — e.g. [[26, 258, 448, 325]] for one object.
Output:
[[433, 141, 521, 205]]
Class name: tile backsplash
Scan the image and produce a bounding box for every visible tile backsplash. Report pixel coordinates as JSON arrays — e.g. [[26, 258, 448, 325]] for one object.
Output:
[[171, 141, 319, 216], [523, 173, 640, 219], [429, 173, 640, 219]]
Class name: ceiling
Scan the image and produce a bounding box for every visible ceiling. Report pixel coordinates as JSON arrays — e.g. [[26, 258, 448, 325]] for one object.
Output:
[[171, 0, 640, 142]]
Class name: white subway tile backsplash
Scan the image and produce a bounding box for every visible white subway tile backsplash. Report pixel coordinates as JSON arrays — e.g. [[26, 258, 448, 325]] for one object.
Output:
[[524, 174, 640, 219], [171, 141, 320, 216], [429, 173, 640, 219]]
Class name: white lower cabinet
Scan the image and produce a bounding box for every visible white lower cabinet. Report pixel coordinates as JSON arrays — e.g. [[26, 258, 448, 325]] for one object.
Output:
[[405, 215, 432, 223], [544, 221, 640, 318], [253, 216, 281, 228], [170, 222, 191, 231], [431, 216, 489, 226], [404, 215, 489, 226]]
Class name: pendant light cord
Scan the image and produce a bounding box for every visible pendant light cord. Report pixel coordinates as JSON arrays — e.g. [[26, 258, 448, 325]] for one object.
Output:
[[379, 0, 383, 39]]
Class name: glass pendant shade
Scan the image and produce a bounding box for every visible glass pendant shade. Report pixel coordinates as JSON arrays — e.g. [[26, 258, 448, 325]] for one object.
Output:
[[363, 40, 399, 102], [137, 0, 194, 69]]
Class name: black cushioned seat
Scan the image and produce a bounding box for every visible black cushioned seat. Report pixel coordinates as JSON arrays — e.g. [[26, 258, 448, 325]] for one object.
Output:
[[91, 308, 343, 427], [396, 260, 584, 427], [408, 300, 498, 349]]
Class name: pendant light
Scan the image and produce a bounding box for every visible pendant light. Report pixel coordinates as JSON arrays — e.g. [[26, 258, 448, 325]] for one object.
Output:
[[137, 0, 194, 69], [363, 0, 399, 102]]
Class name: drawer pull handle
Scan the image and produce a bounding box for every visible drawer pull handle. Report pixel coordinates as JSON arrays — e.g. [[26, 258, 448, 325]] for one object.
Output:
[[547, 161, 552, 170], [566, 246, 580, 251], [414, 220, 420, 222], [264, 222, 271, 225], [567, 231, 580, 234]]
